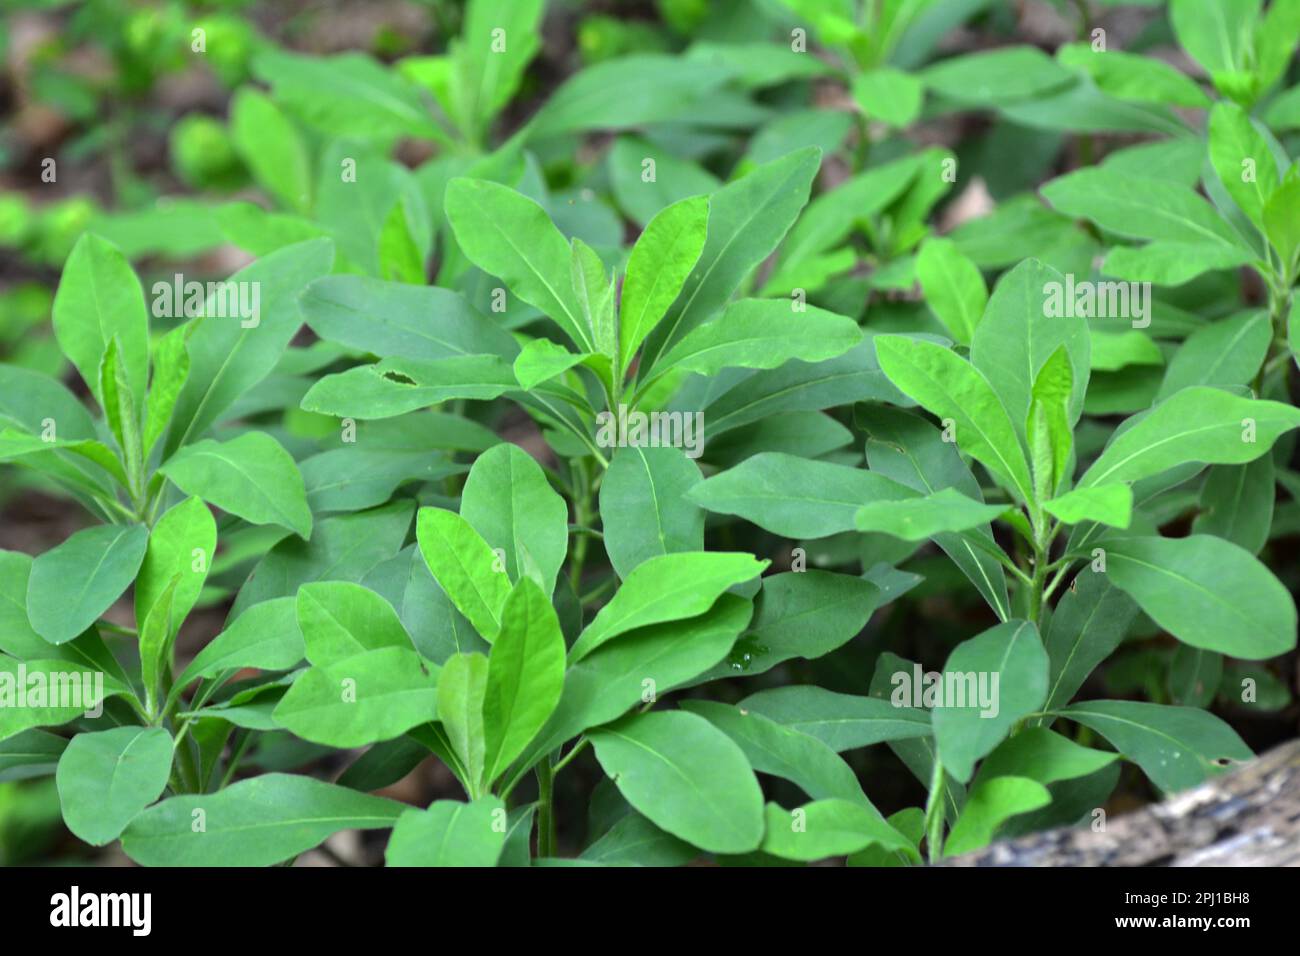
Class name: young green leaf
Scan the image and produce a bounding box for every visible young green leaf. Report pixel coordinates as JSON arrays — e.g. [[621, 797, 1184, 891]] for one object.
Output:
[[459, 442, 569, 597], [1042, 484, 1133, 528], [619, 195, 710, 372], [415, 506, 512, 640], [135, 496, 216, 638], [569, 552, 768, 661], [482, 578, 566, 783], [444, 178, 592, 351], [914, 238, 986, 345], [52, 233, 149, 405], [437, 651, 490, 797]]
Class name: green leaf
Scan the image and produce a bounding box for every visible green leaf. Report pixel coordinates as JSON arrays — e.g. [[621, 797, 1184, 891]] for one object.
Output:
[[599, 446, 703, 578], [920, 46, 1074, 105], [1208, 101, 1279, 229], [682, 699, 869, 806], [459, 443, 568, 597], [52, 233, 149, 405], [142, 323, 192, 457], [571, 239, 617, 367], [274, 646, 439, 747], [1041, 167, 1248, 249], [1169, 0, 1259, 93], [1026, 345, 1074, 504], [738, 685, 931, 752], [694, 572, 885, 683], [27, 524, 149, 644], [447, 0, 544, 142], [513, 338, 587, 390], [166, 239, 334, 453], [875, 335, 1035, 505], [444, 178, 591, 351], [607, 135, 721, 228], [296, 581, 413, 666], [525, 55, 735, 140], [229, 87, 312, 213], [914, 238, 985, 345], [300, 355, 517, 419], [1078, 387, 1300, 488], [160, 432, 312, 539], [688, 451, 914, 539], [55, 727, 173, 846], [1102, 240, 1255, 286], [482, 579, 566, 783], [172, 596, 304, 695], [135, 496, 215, 638], [1089, 330, 1163, 372], [569, 551, 768, 661], [761, 799, 914, 861], [588, 709, 764, 855], [0, 656, 130, 740], [378, 202, 425, 284], [253, 50, 446, 142], [1177, 311, 1269, 393], [1192, 457, 1275, 554], [138, 575, 179, 717], [98, 338, 143, 494], [300, 275, 517, 362], [972, 259, 1090, 441], [230, 501, 412, 617], [943, 777, 1051, 857], [640, 147, 822, 367], [1263, 166, 1300, 268], [121, 772, 406, 866], [861, 405, 1011, 620], [513, 595, 751, 776], [1060, 700, 1252, 793], [1056, 43, 1211, 108], [651, 298, 862, 381], [438, 651, 490, 796], [580, 811, 696, 866], [1103, 534, 1296, 659], [415, 506, 512, 640], [620, 195, 711, 372], [855, 487, 1005, 540], [1043, 485, 1133, 528], [851, 67, 923, 126], [386, 796, 507, 867], [929, 620, 1048, 782]]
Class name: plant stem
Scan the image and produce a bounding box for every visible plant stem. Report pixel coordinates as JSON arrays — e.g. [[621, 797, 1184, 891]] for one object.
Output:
[[923, 758, 946, 864], [535, 758, 557, 858]]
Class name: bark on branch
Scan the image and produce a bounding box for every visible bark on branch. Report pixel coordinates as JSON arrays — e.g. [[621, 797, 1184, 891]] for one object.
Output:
[[940, 738, 1300, 867]]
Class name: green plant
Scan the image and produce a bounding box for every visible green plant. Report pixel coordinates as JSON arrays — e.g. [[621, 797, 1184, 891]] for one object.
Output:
[[3, 0, 1300, 869]]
